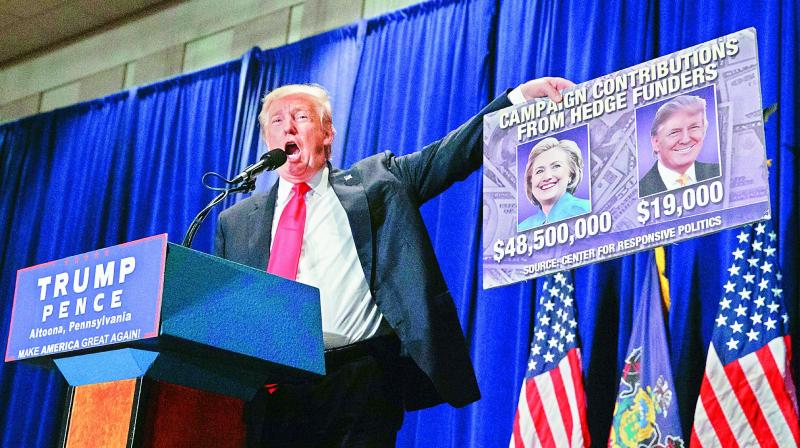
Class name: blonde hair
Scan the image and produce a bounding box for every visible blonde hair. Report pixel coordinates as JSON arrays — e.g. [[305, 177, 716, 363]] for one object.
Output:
[[258, 84, 336, 158], [650, 94, 707, 137], [524, 137, 584, 207]]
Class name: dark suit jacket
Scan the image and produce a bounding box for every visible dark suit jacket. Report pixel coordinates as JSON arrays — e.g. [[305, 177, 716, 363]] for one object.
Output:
[[638, 160, 720, 197], [215, 94, 512, 410]]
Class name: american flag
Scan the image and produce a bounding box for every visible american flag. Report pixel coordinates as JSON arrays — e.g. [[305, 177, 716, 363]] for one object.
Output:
[[691, 221, 800, 446], [511, 271, 590, 448]]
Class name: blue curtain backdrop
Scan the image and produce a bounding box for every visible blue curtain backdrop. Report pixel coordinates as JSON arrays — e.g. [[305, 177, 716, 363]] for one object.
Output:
[[494, 1, 799, 443], [0, 0, 797, 446], [0, 61, 240, 447]]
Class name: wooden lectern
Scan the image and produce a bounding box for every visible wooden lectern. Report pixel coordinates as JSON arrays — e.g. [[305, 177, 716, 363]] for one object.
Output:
[[5, 235, 324, 447]]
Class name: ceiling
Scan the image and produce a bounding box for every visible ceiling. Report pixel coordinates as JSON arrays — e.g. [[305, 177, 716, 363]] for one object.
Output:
[[0, 0, 182, 68]]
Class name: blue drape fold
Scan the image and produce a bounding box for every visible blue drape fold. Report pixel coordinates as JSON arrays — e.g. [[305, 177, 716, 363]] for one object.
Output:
[[0, 0, 797, 446], [341, 1, 496, 445]]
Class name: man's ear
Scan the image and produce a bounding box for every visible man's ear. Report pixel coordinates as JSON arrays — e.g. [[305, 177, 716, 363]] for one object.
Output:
[[323, 125, 335, 147], [650, 136, 660, 158]]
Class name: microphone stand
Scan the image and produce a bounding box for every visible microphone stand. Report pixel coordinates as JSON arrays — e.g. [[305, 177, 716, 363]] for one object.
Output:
[[181, 176, 257, 248]]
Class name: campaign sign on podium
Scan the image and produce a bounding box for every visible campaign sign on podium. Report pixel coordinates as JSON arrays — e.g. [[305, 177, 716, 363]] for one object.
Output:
[[5, 235, 167, 362]]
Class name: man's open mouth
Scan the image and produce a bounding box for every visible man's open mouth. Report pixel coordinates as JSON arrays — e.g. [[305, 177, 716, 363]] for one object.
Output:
[[285, 142, 299, 157]]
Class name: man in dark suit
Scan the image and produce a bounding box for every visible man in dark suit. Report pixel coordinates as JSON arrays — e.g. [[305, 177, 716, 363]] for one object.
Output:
[[215, 77, 573, 447], [638, 94, 720, 197]]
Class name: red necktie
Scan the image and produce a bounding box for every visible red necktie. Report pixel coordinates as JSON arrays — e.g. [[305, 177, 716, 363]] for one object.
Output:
[[267, 182, 311, 280]]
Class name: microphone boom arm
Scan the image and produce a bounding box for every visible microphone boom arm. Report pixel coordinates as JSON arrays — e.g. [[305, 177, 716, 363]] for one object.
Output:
[[181, 177, 257, 248], [182, 148, 285, 248]]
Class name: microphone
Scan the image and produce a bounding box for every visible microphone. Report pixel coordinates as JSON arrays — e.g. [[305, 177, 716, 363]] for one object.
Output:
[[183, 148, 286, 248], [230, 148, 287, 184]]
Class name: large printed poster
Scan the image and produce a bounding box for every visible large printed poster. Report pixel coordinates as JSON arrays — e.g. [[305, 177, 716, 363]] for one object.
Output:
[[483, 28, 770, 289]]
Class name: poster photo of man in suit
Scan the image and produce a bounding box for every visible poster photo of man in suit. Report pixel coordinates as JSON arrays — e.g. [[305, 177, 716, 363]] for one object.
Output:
[[636, 85, 721, 198], [214, 78, 574, 447]]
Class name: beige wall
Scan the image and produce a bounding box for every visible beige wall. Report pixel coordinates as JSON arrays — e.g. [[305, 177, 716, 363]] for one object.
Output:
[[0, 0, 421, 123]]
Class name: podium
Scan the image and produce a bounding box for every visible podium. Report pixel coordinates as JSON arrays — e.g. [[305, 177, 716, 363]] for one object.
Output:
[[4, 234, 324, 447]]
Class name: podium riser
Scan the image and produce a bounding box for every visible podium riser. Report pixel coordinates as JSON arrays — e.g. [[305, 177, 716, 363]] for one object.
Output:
[[61, 379, 246, 448], [63, 379, 140, 448]]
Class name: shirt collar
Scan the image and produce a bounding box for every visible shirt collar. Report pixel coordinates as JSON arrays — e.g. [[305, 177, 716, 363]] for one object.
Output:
[[276, 166, 329, 203], [657, 162, 696, 187], [542, 192, 573, 219]]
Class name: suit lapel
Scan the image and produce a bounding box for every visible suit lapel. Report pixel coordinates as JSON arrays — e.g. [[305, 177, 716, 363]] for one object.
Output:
[[696, 161, 717, 181], [329, 166, 374, 287], [648, 164, 667, 192], [249, 182, 278, 270]]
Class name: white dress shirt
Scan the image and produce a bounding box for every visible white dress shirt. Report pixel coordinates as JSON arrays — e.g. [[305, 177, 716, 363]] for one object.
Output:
[[657, 162, 697, 190], [272, 167, 383, 348]]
